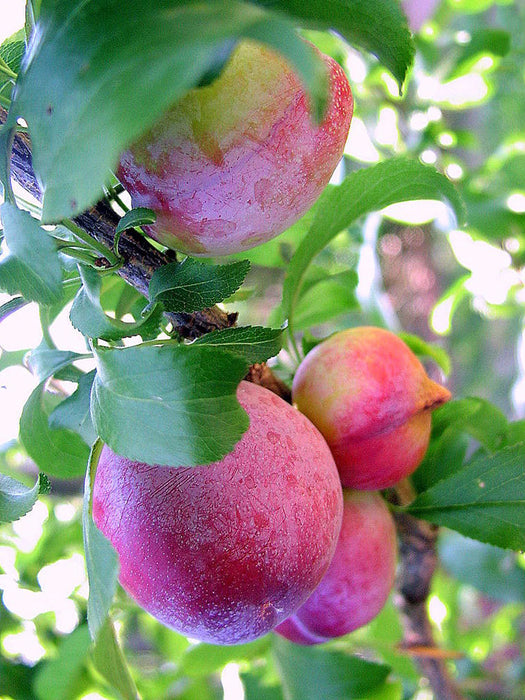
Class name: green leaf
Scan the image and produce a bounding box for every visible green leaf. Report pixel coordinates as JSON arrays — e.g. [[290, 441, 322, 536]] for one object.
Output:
[[177, 637, 271, 678], [406, 444, 525, 551], [293, 270, 358, 330], [70, 265, 163, 341], [91, 343, 249, 466], [193, 326, 283, 363], [115, 207, 156, 234], [283, 158, 465, 337], [252, 0, 414, 89], [33, 624, 92, 700], [149, 258, 250, 313], [0, 29, 25, 74], [272, 636, 391, 700], [50, 370, 97, 445], [19, 382, 90, 479], [0, 295, 28, 322], [13, 0, 327, 221], [26, 342, 90, 383], [91, 618, 139, 699], [0, 347, 28, 372], [439, 531, 525, 604], [447, 29, 511, 80], [83, 440, 119, 640], [0, 473, 40, 523], [398, 332, 451, 376], [0, 202, 62, 305]]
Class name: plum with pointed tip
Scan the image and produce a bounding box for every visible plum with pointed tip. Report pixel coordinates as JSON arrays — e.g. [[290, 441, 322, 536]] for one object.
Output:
[[275, 489, 397, 644], [117, 40, 353, 256], [292, 327, 452, 490], [92, 381, 343, 645]]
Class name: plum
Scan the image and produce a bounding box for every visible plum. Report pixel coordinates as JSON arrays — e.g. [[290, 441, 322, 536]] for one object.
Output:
[[92, 381, 343, 645], [274, 490, 397, 644], [292, 327, 451, 490], [117, 40, 353, 256]]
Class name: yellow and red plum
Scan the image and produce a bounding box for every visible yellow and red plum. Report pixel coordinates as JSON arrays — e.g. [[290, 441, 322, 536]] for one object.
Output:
[[92, 381, 343, 645], [275, 490, 396, 644], [117, 40, 353, 256], [292, 327, 451, 490]]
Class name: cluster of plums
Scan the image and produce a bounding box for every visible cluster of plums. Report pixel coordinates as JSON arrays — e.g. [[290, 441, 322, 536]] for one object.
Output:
[[92, 41, 451, 646]]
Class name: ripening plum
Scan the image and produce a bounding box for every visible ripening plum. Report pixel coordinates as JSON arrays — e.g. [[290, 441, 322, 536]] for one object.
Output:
[[275, 489, 397, 644], [292, 327, 451, 490], [117, 40, 353, 256], [92, 381, 343, 645]]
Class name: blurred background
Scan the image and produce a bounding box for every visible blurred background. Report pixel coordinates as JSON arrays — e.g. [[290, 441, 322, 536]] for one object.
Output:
[[2, 0, 525, 698]]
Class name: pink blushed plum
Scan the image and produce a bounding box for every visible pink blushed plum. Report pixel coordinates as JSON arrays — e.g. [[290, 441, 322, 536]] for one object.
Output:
[[275, 490, 397, 644], [117, 40, 353, 256], [92, 381, 343, 645], [292, 327, 452, 490]]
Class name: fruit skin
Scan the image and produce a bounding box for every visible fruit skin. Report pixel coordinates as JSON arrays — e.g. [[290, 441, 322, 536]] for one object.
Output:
[[92, 381, 343, 645], [274, 490, 397, 644], [117, 40, 353, 256], [292, 327, 452, 490]]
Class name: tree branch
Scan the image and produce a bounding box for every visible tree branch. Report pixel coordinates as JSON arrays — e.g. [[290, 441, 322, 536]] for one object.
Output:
[[3, 106, 464, 699]]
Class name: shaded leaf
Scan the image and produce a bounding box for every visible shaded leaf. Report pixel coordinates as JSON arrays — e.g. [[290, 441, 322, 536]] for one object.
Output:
[[0, 202, 62, 305], [70, 265, 162, 341], [19, 382, 90, 479], [91, 618, 139, 699], [0, 473, 40, 523], [50, 370, 97, 445], [272, 636, 391, 700], [33, 624, 92, 700], [115, 206, 156, 234], [82, 440, 119, 640]]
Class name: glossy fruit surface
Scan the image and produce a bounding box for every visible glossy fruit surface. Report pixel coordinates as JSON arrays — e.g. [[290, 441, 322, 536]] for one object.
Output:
[[92, 381, 343, 645], [117, 40, 353, 256], [292, 327, 451, 490], [275, 490, 397, 644]]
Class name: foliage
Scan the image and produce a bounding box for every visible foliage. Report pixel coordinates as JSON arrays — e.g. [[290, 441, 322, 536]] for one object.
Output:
[[1, 0, 525, 699]]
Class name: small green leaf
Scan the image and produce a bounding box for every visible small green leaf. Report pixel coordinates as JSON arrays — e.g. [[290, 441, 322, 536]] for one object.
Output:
[[33, 624, 92, 700], [91, 343, 249, 466], [406, 444, 525, 551], [13, 0, 326, 221], [19, 382, 90, 479], [177, 637, 271, 678], [0, 347, 28, 372], [0, 473, 40, 523], [26, 342, 90, 383], [252, 0, 414, 89], [0, 202, 62, 305], [398, 332, 451, 376], [149, 258, 250, 313], [439, 531, 525, 604], [272, 636, 391, 699], [115, 207, 156, 234], [283, 158, 465, 337], [91, 618, 139, 699], [70, 265, 163, 341], [83, 440, 119, 640], [50, 370, 97, 445], [293, 270, 358, 330], [0, 295, 28, 322], [194, 326, 283, 363]]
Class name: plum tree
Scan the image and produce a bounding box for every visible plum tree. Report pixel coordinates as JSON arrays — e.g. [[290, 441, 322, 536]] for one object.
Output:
[[92, 381, 344, 645], [117, 40, 353, 256], [274, 490, 397, 644], [292, 327, 451, 490]]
